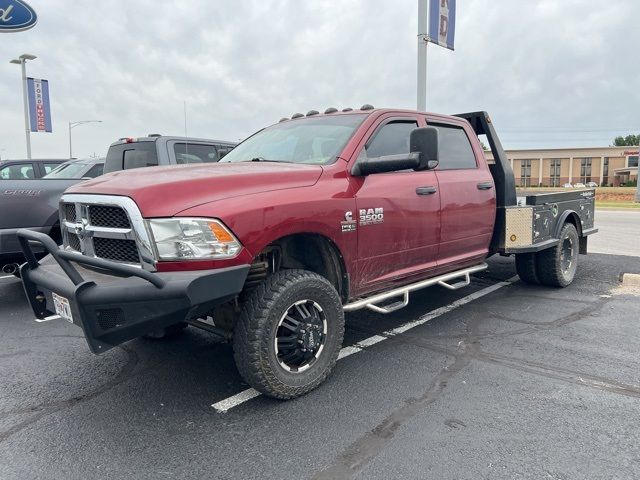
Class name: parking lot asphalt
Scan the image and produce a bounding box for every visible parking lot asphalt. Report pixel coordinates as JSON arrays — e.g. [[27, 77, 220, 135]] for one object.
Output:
[[1, 212, 639, 479]]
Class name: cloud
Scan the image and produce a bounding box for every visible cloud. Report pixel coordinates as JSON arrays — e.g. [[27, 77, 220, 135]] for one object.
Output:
[[0, 0, 638, 159]]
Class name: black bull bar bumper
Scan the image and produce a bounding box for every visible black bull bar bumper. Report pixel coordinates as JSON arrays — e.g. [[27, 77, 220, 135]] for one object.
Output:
[[17, 229, 249, 354]]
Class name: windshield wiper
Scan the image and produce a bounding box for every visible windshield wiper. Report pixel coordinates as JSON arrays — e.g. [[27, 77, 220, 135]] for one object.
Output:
[[243, 157, 290, 163]]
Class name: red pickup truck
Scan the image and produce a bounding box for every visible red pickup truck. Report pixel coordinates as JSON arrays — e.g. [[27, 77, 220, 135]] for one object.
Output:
[[18, 108, 597, 399]]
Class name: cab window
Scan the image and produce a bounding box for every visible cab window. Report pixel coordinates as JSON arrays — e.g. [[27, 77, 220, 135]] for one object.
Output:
[[43, 163, 62, 174], [84, 163, 104, 178], [430, 124, 477, 170], [0, 163, 35, 180], [365, 121, 417, 158], [174, 143, 219, 164]]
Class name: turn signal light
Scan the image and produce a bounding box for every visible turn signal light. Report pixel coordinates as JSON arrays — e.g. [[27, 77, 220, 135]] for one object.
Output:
[[209, 222, 235, 242]]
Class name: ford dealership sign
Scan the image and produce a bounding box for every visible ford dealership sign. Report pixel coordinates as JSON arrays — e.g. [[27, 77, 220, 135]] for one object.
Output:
[[0, 1, 37, 32]]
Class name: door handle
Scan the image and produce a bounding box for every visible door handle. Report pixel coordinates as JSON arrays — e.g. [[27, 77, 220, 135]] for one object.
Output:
[[477, 182, 493, 190], [416, 186, 437, 195]]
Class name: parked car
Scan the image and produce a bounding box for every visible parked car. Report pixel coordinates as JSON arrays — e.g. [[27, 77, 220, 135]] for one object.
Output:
[[563, 183, 573, 188], [586, 181, 598, 188], [18, 108, 597, 400], [1, 158, 105, 275], [0, 159, 66, 180], [44, 157, 105, 180], [2, 135, 236, 274], [104, 135, 236, 174], [573, 182, 586, 188]]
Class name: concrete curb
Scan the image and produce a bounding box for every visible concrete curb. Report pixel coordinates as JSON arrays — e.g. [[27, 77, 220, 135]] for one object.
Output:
[[621, 273, 640, 287]]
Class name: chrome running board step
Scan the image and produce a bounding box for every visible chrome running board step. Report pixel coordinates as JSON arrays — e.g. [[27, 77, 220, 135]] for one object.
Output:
[[343, 263, 488, 314]]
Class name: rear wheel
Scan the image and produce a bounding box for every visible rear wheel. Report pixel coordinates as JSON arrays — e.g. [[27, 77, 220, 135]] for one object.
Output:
[[536, 223, 579, 287], [515, 252, 539, 284], [233, 269, 344, 399]]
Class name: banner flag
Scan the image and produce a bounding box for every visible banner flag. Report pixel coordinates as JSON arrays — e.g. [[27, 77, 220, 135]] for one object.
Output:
[[428, 0, 456, 50], [27, 77, 52, 132]]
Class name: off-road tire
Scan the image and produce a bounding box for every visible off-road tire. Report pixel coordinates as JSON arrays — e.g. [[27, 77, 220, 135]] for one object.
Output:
[[233, 269, 345, 400], [515, 252, 539, 284], [536, 223, 579, 288], [143, 322, 188, 339]]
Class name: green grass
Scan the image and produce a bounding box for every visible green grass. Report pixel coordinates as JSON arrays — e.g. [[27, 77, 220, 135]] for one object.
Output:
[[595, 201, 640, 209]]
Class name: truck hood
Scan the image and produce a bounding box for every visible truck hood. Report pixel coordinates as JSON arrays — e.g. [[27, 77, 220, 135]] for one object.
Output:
[[67, 162, 323, 216]]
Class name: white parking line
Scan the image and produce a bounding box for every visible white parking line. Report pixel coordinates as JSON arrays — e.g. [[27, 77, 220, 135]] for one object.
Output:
[[212, 388, 261, 413], [211, 275, 518, 413], [0, 275, 16, 280]]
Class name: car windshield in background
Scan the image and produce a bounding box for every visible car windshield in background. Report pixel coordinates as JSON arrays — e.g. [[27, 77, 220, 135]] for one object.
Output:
[[44, 162, 89, 179], [221, 114, 367, 165]]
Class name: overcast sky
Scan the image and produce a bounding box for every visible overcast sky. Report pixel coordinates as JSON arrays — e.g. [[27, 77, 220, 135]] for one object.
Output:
[[1, 0, 639, 160]]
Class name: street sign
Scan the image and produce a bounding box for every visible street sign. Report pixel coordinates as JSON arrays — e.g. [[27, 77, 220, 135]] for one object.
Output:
[[27, 78, 52, 133], [0, 1, 37, 32]]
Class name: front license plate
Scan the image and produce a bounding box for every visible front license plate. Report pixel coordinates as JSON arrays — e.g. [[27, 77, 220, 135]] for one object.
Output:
[[52, 292, 73, 323]]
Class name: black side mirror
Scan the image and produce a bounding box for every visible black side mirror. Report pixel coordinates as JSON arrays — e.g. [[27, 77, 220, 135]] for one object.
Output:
[[410, 127, 439, 170], [356, 152, 421, 176]]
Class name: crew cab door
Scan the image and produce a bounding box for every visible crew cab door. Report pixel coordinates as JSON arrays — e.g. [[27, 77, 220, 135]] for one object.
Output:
[[349, 115, 441, 292], [426, 117, 496, 267]]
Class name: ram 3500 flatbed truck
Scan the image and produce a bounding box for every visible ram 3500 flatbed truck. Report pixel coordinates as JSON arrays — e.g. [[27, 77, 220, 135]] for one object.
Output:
[[18, 108, 597, 399]]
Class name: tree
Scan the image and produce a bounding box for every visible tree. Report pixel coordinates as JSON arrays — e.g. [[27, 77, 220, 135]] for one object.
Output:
[[612, 134, 639, 146]]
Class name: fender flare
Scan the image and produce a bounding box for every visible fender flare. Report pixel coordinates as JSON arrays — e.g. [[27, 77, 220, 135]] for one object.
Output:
[[555, 210, 582, 238]]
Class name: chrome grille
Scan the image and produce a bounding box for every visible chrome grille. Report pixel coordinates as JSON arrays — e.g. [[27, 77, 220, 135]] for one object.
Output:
[[64, 203, 76, 222], [93, 238, 139, 263], [59, 194, 156, 270], [88, 205, 130, 229], [68, 232, 81, 251]]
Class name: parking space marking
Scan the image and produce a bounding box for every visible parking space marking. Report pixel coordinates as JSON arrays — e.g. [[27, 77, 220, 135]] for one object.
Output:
[[212, 388, 261, 413], [211, 276, 519, 413], [337, 345, 362, 360]]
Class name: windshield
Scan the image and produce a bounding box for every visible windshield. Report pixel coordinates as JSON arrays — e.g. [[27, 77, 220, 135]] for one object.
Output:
[[44, 162, 89, 179], [221, 114, 367, 165]]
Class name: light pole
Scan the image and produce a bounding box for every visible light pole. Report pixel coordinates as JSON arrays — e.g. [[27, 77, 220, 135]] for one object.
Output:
[[10, 53, 37, 160], [68, 120, 102, 159], [417, 0, 428, 111]]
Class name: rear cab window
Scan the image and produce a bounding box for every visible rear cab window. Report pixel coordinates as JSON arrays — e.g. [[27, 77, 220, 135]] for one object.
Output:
[[105, 141, 158, 173]]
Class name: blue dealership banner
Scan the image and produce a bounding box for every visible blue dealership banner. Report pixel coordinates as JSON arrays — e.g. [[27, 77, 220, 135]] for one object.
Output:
[[27, 77, 52, 132], [428, 0, 455, 50], [0, 1, 38, 32]]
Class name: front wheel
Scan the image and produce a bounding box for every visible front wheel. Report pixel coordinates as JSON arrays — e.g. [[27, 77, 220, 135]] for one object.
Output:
[[233, 269, 345, 399], [536, 223, 579, 287]]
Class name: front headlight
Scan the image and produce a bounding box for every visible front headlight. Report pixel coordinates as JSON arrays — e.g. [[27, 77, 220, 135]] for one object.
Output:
[[147, 218, 241, 260]]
